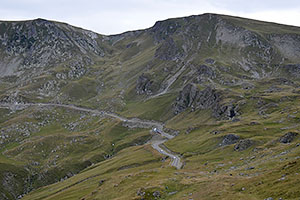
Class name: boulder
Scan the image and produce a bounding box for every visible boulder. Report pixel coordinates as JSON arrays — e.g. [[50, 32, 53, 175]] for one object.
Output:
[[283, 64, 300, 78], [264, 198, 274, 200], [137, 188, 145, 196], [193, 64, 216, 83], [234, 139, 253, 151], [241, 83, 254, 90], [210, 130, 221, 135], [279, 132, 298, 143], [153, 191, 161, 198], [98, 179, 105, 186], [213, 103, 239, 120], [136, 74, 153, 95], [205, 58, 215, 64], [220, 134, 240, 146]]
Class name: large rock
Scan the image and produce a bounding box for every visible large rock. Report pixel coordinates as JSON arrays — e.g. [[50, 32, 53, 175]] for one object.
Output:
[[282, 64, 300, 78], [234, 139, 253, 151], [136, 74, 153, 95], [279, 132, 298, 143], [174, 84, 239, 119], [196, 64, 216, 78], [213, 104, 239, 119], [264, 197, 274, 200], [174, 84, 220, 114], [153, 191, 161, 198], [220, 134, 240, 146], [193, 64, 216, 83], [174, 84, 199, 113]]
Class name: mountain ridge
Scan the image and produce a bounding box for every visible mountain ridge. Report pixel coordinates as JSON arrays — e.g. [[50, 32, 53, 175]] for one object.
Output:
[[0, 13, 300, 200]]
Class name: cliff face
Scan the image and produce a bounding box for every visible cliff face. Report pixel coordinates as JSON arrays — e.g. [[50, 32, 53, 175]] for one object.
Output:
[[0, 18, 109, 78]]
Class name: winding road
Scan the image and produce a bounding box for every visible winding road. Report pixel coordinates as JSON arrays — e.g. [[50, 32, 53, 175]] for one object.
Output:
[[0, 102, 182, 169]]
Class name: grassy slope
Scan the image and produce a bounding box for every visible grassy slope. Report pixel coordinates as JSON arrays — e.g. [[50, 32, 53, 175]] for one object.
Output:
[[0, 106, 152, 196], [22, 77, 300, 200], [1, 14, 300, 199]]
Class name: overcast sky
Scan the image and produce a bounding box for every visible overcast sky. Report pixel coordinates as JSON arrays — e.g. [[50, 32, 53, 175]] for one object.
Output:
[[1, 0, 300, 35]]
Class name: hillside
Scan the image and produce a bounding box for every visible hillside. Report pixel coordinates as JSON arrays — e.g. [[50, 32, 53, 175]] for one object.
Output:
[[0, 13, 300, 200]]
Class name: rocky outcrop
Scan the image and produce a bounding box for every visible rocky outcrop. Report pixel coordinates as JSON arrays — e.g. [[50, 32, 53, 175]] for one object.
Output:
[[273, 78, 294, 86], [196, 64, 214, 76], [271, 34, 300, 61], [174, 84, 199, 113], [219, 134, 240, 146], [216, 18, 273, 63], [279, 132, 298, 143], [205, 58, 215, 64], [234, 139, 253, 151], [0, 90, 28, 104], [136, 74, 153, 95], [150, 19, 181, 41], [174, 84, 239, 119], [0, 18, 106, 78], [282, 64, 300, 78], [174, 84, 220, 114], [153, 191, 161, 198], [213, 103, 239, 119], [154, 38, 183, 61], [193, 64, 216, 83], [241, 82, 255, 90], [66, 57, 93, 79]]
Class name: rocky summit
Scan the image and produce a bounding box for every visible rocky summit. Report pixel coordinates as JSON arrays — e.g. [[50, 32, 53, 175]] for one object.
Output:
[[0, 13, 300, 200]]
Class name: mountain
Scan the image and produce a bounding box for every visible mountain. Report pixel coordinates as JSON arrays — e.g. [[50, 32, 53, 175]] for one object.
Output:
[[0, 13, 300, 200]]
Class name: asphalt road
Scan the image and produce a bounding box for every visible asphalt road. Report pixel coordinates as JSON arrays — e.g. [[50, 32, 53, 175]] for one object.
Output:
[[0, 102, 182, 169], [150, 138, 182, 169]]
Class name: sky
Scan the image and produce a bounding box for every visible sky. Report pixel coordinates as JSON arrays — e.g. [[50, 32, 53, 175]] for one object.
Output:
[[1, 0, 300, 35]]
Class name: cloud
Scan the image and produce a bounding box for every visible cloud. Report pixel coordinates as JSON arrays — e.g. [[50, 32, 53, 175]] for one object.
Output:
[[0, 0, 299, 34], [212, 0, 300, 12]]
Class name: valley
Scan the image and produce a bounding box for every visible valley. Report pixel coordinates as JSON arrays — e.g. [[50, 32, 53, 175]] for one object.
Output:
[[0, 13, 300, 199]]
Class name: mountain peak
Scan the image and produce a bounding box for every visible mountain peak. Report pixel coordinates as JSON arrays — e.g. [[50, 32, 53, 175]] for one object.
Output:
[[0, 18, 107, 78], [34, 18, 49, 21], [1, 14, 300, 199]]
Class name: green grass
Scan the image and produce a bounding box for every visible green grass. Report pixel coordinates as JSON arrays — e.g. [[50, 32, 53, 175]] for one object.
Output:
[[22, 145, 163, 200], [122, 93, 177, 121], [2, 13, 300, 199], [22, 80, 300, 199]]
